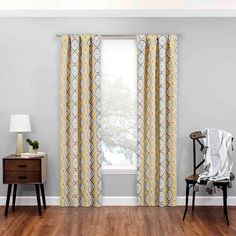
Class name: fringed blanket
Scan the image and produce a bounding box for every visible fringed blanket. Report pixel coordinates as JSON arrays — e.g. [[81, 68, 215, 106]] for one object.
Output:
[[196, 129, 234, 194]]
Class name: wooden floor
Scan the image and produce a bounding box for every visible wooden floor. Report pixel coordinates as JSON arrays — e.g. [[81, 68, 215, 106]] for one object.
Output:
[[0, 206, 236, 236]]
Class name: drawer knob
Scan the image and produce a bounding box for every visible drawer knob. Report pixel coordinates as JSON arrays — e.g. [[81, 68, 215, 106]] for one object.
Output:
[[18, 176, 27, 179], [18, 165, 27, 168]]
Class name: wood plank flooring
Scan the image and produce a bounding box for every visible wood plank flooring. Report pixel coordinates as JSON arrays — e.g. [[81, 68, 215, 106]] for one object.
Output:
[[0, 206, 236, 236]]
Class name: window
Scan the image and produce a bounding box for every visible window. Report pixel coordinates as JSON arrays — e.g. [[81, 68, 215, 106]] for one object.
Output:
[[101, 39, 137, 168]]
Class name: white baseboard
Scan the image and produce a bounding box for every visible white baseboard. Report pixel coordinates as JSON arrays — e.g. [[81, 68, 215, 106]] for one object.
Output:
[[102, 196, 137, 206], [0, 196, 235, 206], [103, 196, 236, 206], [0, 196, 60, 206], [176, 196, 236, 206], [0, 196, 137, 206]]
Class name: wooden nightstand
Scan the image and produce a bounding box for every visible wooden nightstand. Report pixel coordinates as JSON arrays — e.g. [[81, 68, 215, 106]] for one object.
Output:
[[2, 155, 48, 216]]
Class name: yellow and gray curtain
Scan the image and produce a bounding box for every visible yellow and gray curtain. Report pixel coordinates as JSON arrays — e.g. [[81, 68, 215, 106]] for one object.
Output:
[[137, 35, 177, 206], [60, 35, 102, 207]]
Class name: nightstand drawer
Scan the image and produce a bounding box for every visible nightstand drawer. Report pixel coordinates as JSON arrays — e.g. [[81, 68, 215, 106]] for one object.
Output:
[[4, 159, 40, 172], [4, 172, 41, 183]]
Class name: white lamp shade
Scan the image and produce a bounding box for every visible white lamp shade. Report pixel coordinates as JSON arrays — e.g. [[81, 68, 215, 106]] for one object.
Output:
[[9, 114, 31, 132]]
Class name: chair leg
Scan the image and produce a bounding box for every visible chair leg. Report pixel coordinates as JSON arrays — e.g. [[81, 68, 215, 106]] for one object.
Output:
[[5, 184, 12, 216], [12, 184, 17, 211], [223, 185, 229, 225], [192, 186, 196, 212], [183, 182, 189, 221]]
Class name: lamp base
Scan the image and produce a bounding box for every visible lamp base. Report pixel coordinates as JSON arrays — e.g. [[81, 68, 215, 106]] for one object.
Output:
[[16, 133, 23, 156]]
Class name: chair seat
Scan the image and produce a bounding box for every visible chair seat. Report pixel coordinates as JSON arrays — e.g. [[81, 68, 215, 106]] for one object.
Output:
[[185, 174, 230, 185]]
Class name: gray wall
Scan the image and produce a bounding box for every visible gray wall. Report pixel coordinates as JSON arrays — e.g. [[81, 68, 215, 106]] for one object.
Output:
[[0, 18, 236, 198]]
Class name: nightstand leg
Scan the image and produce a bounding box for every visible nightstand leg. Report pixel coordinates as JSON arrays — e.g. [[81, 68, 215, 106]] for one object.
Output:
[[5, 184, 12, 216], [35, 184, 41, 216], [40, 184, 46, 209], [12, 184, 17, 211]]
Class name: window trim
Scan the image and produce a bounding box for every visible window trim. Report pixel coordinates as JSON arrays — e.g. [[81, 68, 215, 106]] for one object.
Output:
[[102, 166, 137, 175], [101, 38, 137, 169]]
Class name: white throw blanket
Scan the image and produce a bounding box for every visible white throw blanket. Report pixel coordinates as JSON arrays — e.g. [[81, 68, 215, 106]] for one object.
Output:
[[197, 129, 234, 186]]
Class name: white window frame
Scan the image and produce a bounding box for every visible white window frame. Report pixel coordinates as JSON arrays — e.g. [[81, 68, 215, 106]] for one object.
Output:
[[101, 38, 137, 174], [102, 166, 137, 175]]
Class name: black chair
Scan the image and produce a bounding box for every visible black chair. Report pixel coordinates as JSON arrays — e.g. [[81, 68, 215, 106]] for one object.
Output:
[[183, 131, 232, 225]]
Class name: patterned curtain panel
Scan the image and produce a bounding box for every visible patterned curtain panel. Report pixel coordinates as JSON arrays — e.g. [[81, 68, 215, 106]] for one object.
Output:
[[137, 35, 177, 206], [60, 35, 102, 207]]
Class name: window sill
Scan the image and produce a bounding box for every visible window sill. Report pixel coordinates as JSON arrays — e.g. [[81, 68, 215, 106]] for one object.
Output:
[[102, 166, 137, 175]]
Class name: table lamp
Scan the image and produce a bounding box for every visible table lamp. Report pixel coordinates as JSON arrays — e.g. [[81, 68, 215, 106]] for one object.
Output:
[[9, 114, 31, 156]]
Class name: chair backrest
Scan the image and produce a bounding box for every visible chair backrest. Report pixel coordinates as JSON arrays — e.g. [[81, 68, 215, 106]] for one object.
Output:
[[190, 131, 205, 140], [190, 131, 206, 175]]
